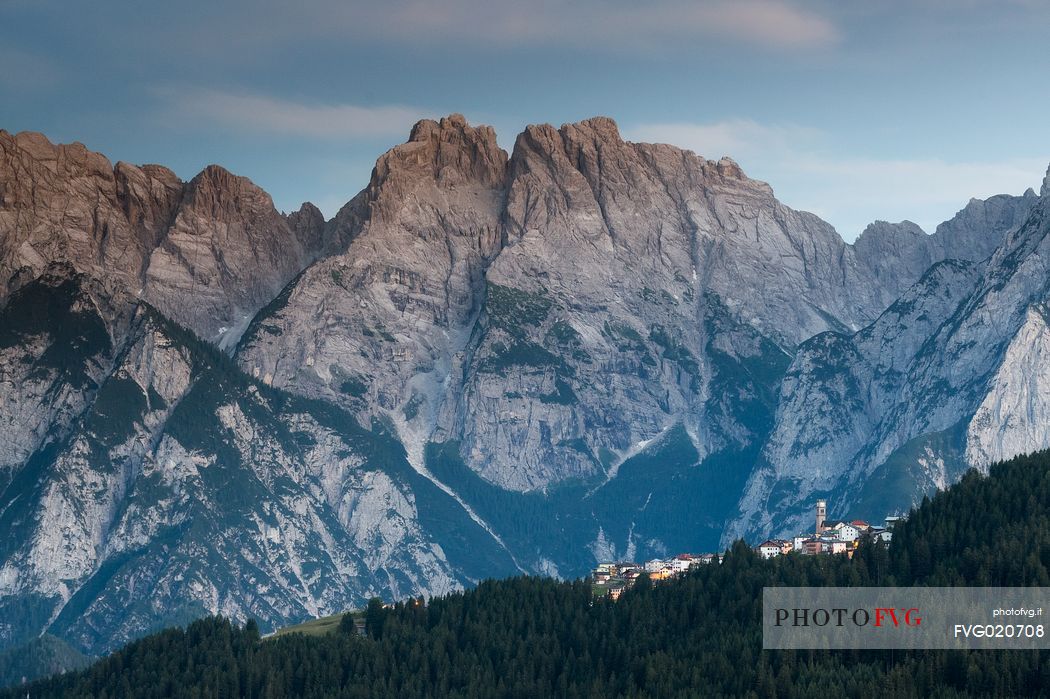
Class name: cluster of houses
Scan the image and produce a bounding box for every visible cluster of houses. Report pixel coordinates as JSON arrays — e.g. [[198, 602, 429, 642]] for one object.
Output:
[[592, 553, 722, 600], [756, 500, 897, 560], [592, 501, 901, 600]]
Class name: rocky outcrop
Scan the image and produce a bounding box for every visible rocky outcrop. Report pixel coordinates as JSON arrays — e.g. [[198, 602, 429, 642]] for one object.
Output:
[[241, 115, 1049, 547], [966, 304, 1050, 465], [0, 131, 181, 301], [728, 190, 1050, 543], [0, 130, 333, 347], [141, 164, 324, 347], [727, 259, 984, 540], [852, 220, 934, 293], [0, 263, 131, 484], [238, 115, 509, 471], [0, 267, 516, 655], [243, 115, 906, 495], [851, 190, 1037, 303], [929, 190, 1038, 261]]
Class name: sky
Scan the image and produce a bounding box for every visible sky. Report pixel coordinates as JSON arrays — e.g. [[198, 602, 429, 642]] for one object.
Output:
[[2, 0, 1049, 241]]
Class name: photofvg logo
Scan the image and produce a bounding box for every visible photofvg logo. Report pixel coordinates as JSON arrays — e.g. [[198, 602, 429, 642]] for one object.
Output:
[[763, 587, 1050, 649], [774, 606, 921, 629]]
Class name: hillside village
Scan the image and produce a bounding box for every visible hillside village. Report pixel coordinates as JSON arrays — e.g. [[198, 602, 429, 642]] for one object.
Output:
[[592, 500, 898, 599]]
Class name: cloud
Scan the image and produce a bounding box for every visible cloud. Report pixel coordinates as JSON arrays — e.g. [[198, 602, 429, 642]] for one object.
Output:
[[377, 0, 840, 50], [157, 88, 430, 140], [165, 0, 839, 56], [629, 119, 823, 161], [628, 119, 1046, 240], [668, 0, 840, 48]]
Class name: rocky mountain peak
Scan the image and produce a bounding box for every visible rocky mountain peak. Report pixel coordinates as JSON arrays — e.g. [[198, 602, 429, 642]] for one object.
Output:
[[508, 117, 627, 182], [715, 156, 745, 179], [1042, 162, 1050, 198], [143, 163, 328, 346], [0, 128, 337, 351], [239, 113, 511, 443], [565, 116, 622, 141], [0, 130, 180, 303], [285, 201, 327, 254], [4, 131, 112, 179], [408, 112, 470, 140], [181, 164, 279, 223], [856, 219, 927, 245], [388, 113, 507, 190], [112, 161, 183, 250]]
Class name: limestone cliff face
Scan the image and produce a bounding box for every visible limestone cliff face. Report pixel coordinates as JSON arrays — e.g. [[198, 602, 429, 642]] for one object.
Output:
[[853, 220, 935, 292], [0, 131, 181, 301], [242, 116, 907, 494], [728, 192, 1050, 543], [0, 263, 133, 481], [0, 267, 515, 655], [966, 304, 1050, 466], [728, 259, 985, 541], [142, 164, 325, 347], [438, 118, 880, 491], [501, 118, 888, 345], [851, 190, 1038, 303], [0, 130, 329, 347], [238, 115, 508, 471], [240, 114, 1044, 508]]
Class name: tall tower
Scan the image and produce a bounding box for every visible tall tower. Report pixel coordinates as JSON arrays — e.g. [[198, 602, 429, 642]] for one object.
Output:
[[816, 500, 827, 534]]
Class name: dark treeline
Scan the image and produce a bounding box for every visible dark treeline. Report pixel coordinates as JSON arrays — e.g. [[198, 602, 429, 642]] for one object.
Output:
[[10, 451, 1050, 698]]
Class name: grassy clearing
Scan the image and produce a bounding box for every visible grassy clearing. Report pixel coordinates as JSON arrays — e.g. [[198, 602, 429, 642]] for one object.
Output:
[[267, 611, 360, 639]]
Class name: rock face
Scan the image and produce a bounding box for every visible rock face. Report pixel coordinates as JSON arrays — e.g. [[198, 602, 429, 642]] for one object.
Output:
[[435, 119, 890, 493], [141, 165, 327, 348], [240, 115, 1047, 571], [728, 192, 1050, 543], [0, 266, 516, 654], [0, 130, 332, 347], [852, 190, 1038, 302], [239, 115, 507, 473], [0, 132, 180, 301], [2, 115, 1049, 657], [241, 116, 922, 497], [727, 259, 984, 540]]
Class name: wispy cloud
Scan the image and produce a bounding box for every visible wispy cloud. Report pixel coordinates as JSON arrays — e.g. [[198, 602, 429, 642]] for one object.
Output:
[[628, 119, 1047, 240], [157, 87, 430, 140], [377, 0, 841, 50], [630, 119, 823, 161], [170, 0, 839, 56], [667, 0, 840, 49]]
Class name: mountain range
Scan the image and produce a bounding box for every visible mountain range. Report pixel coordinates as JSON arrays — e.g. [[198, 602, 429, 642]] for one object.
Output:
[[1, 115, 1048, 656]]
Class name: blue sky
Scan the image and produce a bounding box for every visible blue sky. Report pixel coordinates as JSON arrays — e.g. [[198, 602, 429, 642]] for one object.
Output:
[[2, 0, 1048, 240]]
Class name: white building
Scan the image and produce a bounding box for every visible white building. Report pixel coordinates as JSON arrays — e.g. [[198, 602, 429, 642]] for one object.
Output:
[[644, 559, 666, 573], [758, 540, 783, 559], [669, 556, 693, 573], [832, 523, 861, 542]]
